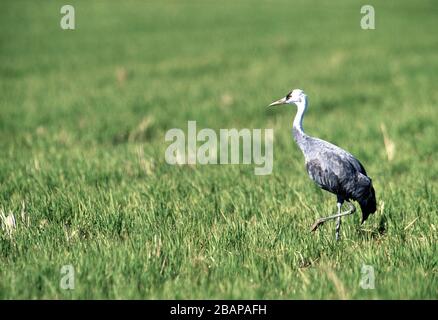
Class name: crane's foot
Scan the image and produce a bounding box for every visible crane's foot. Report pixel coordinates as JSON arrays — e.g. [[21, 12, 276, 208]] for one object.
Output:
[[310, 201, 356, 236], [310, 218, 326, 232]]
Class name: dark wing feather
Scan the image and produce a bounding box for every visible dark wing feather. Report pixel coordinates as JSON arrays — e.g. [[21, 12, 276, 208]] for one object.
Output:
[[306, 158, 340, 194], [304, 139, 376, 222], [345, 153, 368, 176]]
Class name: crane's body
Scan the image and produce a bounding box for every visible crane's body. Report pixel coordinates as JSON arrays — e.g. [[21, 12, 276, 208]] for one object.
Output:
[[269, 89, 376, 240]]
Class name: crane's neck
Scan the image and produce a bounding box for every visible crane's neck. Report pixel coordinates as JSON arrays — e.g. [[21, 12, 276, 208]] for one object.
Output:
[[293, 97, 307, 134], [292, 97, 309, 153]]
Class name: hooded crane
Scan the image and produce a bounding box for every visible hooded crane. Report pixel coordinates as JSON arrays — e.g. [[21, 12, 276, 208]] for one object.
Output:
[[269, 89, 376, 240]]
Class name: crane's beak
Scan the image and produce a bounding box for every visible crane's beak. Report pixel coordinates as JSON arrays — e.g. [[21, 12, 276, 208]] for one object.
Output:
[[268, 97, 287, 107]]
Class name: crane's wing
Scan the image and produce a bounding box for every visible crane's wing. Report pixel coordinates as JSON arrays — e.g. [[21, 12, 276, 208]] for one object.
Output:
[[304, 138, 370, 196], [306, 158, 341, 194], [311, 137, 368, 175], [302, 137, 376, 222]]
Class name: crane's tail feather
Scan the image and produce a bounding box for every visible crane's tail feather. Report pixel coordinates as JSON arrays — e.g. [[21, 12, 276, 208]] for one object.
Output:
[[359, 185, 376, 223]]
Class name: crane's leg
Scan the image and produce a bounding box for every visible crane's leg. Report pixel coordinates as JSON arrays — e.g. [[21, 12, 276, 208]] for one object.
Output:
[[335, 203, 342, 241], [310, 201, 356, 236]]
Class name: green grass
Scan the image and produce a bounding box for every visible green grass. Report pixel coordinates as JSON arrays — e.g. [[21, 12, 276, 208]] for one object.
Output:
[[0, 0, 437, 299]]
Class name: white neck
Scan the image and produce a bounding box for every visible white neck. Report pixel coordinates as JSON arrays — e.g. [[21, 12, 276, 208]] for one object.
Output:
[[293, 96, 307, 133]]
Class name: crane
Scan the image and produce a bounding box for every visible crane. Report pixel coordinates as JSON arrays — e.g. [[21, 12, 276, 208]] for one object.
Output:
[[269, 89, 376, 240]]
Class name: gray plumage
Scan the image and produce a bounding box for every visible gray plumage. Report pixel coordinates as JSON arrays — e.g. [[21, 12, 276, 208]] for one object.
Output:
[[269, 88, 376, 239], [294, 127, 376, 223]]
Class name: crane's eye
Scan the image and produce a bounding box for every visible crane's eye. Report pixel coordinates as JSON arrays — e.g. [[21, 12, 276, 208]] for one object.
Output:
[[286, 92, 292, 100]]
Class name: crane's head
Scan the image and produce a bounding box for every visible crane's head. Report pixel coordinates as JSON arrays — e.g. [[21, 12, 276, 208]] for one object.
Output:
[[268, 89, 307, 107]]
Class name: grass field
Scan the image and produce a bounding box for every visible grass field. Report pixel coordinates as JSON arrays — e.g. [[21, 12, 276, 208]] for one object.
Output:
[[0, 0, 437, 299]]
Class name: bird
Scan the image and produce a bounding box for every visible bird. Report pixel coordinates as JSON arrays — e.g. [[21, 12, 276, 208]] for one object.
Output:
[[268, 89, 376, 240]]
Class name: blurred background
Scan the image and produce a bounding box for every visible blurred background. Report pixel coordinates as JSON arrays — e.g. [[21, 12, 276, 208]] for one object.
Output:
[[0, 0, 436, 299]]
